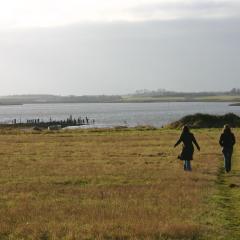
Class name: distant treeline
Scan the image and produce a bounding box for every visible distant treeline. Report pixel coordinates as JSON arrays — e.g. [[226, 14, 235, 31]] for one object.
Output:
[[132, 88, 240, 98]]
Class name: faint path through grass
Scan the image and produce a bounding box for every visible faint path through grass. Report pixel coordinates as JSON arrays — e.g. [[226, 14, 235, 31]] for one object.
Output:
[[214, 144, 240, 239]]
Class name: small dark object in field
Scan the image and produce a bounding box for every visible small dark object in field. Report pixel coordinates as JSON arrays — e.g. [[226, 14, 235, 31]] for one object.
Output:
[[114, 125, 128, 130], [229, 183, 239, 188], [32, 126, 42, 131]]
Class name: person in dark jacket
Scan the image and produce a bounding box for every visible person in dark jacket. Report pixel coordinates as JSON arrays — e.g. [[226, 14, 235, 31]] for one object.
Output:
[[174, 125, 200, 171], [219, 124, 236, 173]]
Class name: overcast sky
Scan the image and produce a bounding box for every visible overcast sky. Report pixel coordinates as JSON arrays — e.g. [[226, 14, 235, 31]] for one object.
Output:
[[0, 0, 240, 95]]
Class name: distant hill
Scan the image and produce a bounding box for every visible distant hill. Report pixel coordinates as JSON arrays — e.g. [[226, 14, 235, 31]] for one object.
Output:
[[0, 94, 123, 104], [1, 89, 240, 104], [168, 113, 240, 128]]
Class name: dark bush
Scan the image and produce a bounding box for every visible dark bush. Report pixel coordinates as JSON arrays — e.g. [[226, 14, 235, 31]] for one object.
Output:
[[168, 113, 240, 128]]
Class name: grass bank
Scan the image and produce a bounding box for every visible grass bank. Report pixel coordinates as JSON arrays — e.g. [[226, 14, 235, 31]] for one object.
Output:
[[0, 128, 239, 239]]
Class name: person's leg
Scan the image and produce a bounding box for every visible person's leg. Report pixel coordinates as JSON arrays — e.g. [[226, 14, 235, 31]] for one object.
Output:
[[188, 160, 192, 171], [227, 152, 232, 172], [223, 153, 227, 172], [185, 160, 192, 171], [224, 152, 231, 172], [229, 153, 232, 172], [184, 160, 187, 171], [223, 154, 226, 171]]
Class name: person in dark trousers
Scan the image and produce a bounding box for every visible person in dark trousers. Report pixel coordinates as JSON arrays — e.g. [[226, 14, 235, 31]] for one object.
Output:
[[219, 124, 236, 173], [174, 125, 200, 171]]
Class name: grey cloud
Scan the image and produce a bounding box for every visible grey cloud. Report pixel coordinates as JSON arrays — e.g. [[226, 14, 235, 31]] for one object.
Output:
[[0, 19, 240, 95]]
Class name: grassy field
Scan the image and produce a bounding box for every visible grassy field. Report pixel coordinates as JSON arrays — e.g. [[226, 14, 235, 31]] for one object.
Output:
[[0, 127, 239, 239]]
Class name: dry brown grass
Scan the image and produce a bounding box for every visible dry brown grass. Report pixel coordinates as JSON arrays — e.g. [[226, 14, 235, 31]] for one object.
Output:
[[0, 128, 238, 239]]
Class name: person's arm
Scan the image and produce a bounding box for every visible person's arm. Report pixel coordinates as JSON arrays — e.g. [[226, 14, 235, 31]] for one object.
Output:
[[174, 135, 182, 148], [232, 134, 236, 146], [192, 135, 200, 151], [219, 134, 224, 147]]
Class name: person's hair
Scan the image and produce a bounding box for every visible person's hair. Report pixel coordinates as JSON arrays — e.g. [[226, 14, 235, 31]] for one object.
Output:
[[182, 125, 190, 134], [223, 124, 231, 134]]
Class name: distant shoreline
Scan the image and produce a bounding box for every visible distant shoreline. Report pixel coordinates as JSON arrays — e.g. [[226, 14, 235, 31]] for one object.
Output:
[[0, 93, 240, 105], [229, 103, 240, 106], [0, 103, 23, 106], [1, 100, 240, 105]]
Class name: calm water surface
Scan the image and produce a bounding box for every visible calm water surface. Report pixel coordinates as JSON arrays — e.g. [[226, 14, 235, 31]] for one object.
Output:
[[0, 102, 240, 127]]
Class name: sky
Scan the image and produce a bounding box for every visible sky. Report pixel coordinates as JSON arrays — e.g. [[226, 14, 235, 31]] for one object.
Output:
[[0, 0, 240, 95]]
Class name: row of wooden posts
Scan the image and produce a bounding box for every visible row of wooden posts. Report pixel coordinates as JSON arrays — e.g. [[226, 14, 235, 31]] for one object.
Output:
[[10, 115, 95, 126]]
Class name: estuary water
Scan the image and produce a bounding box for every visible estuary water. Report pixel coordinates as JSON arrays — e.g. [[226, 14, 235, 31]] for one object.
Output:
[[0, 102, 240, 128]]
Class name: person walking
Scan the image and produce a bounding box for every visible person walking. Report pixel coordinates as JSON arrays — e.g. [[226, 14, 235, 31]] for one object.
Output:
[[219, 124, 236, 173], [174, 125, 200, 171]]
